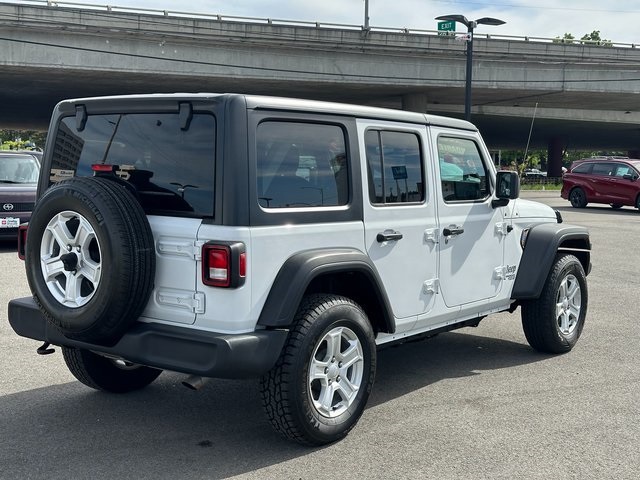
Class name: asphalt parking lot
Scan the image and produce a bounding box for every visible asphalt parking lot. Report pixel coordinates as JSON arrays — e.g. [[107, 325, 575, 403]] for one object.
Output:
[[1, 190, 638, 479]]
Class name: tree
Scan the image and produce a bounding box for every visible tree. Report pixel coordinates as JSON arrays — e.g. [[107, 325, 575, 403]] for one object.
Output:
[[553, 30, 611, 46], [0, 129, 47, 151], [553, 33, 575, 43], [580, 30, 612, 46]]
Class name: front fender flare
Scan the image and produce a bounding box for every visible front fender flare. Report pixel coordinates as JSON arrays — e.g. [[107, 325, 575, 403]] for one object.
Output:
[[512, 223, 591, 300]]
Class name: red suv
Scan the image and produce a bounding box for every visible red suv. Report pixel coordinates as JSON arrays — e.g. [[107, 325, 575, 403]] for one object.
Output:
[[561, 157, 640, 209]]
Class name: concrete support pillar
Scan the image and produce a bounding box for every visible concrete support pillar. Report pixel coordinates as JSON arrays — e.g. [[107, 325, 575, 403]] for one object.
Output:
[[401, 94, 428, 113], [628, 150, 639, 159], [547, 137, 564, 177]]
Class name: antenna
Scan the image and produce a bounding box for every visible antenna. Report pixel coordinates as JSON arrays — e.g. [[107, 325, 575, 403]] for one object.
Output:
[[523, 102, 539, 168]]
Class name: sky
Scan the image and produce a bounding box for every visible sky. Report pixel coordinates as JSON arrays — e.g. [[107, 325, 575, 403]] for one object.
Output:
[[23, 0, 639, 45]]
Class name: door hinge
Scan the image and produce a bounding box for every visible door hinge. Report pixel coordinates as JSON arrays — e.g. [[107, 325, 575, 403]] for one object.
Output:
[[494, 266, 507, 280], [157, 290, 205, 314], [157, 239, 205, 260], [495, 222, 513, 236], [424, 228, 439, 244], [423, 278, 440, 294]]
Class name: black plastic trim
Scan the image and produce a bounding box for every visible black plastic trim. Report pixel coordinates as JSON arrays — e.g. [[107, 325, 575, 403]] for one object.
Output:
[[511, 223, 591, 299], [8, 297, 287, 379], [257, 248, 395, 333]]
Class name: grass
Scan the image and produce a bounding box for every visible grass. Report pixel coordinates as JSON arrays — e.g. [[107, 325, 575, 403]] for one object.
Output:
[[520, 183, 562, 191]]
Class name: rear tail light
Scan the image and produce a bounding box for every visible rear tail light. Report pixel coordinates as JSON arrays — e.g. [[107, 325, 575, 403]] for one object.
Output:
[[202, 241, 246, 288], [91, 164, 116, 173], [17, 224, 28, 260]]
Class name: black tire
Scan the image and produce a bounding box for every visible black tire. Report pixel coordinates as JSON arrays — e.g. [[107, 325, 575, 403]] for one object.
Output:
[[636, 195, 640, 210], [260, 294, 376, 445], [521, 254, 587, 354], [569, 188, 587, 208], [25, 177, 155, 345], [62, 346, 162, 393]]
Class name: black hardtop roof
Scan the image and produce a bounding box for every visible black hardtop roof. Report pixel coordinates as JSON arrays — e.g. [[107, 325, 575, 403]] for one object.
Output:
[[55, 93, 477, 132]]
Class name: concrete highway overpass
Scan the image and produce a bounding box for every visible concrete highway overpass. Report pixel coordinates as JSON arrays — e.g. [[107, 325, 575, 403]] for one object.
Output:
[[1, 1, 639, 173]]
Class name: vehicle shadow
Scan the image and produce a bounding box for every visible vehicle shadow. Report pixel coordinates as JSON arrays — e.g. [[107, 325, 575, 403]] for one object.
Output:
[[0, 239, 17, 253], [555, 204, 640, 217], [0, 331, 548, 479]]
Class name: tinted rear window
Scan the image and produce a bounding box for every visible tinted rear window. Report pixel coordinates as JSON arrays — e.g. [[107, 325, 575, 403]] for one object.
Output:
[[51, 113, 215, 216]]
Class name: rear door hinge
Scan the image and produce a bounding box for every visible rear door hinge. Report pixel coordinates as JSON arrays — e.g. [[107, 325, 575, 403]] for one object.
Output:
[[157, 290, 206, 314], [157, 239, 205, 261], [423, 278, 440, 294], [424, 228, 439, 244]]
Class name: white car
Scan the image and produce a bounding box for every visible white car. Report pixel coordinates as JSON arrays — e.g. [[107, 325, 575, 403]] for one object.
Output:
[[9, 94, 591, 445]]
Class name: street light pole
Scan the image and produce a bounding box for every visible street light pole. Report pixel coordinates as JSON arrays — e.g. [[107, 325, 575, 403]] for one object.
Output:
[[464, 21, 475, 122], [364, 0, 370, 30], [435, 14, 505, 122]]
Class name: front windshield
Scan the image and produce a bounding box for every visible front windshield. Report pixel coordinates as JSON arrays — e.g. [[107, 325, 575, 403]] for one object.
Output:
[[0, 154, 40, 184]]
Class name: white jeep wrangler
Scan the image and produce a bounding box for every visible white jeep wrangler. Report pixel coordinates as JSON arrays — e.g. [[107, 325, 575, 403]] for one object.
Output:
[[9, 94, 590, 445]]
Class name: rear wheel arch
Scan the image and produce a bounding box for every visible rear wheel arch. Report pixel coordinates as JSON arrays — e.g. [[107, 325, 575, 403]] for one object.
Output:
[[257, 248, 395, 334]]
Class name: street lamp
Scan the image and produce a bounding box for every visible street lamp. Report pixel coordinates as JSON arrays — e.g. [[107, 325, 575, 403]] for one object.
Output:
[[435, 14, 505, 122]]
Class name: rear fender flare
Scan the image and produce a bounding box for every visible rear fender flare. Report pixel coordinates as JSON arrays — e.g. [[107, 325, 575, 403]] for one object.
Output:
[[257, 248, 395, 333]]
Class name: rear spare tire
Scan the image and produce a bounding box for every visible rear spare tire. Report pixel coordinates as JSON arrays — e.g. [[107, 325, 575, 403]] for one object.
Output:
[[25, 176, 155, 345]]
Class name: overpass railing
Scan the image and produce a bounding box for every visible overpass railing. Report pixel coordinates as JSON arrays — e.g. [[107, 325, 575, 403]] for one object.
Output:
[[7, 0, 638, 49]]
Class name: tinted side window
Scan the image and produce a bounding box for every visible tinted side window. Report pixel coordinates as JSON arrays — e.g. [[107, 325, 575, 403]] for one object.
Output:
[[365, 130, 424, 205], [572, 163, 592, 174], [591, 162, 615, 176], [52, 113, 216, 216], [256, 122, 347, 208], [437, 137, 490, 202]]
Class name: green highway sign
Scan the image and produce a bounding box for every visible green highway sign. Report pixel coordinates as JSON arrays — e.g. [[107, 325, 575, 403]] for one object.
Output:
[[437, 20, 456, 36]]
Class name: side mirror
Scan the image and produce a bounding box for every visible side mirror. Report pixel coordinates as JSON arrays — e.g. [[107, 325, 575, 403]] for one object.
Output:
[[492, 171, 520, 208], [623, 173, 638, 181]]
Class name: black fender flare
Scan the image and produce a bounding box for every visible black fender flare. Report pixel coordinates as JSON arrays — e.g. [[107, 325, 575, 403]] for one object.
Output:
[[257, 248, 395, 333], [512, 223, 591, 300]]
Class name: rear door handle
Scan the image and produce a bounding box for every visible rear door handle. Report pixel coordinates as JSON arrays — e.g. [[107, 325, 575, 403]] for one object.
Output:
[[443, 226, 464, 236], [376, 230, 403, 242]]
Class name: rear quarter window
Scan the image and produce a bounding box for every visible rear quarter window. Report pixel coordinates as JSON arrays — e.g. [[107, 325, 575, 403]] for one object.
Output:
[[256, 121, 348, 208], [571, 163, 592, 174], [51, 113, 216, 217]]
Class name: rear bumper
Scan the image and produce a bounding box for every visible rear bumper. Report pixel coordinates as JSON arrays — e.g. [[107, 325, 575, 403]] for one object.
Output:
[[8, 297, 288, 378]]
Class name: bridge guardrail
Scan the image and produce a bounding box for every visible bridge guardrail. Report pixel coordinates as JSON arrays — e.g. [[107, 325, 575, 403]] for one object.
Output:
[[6, 0, 637, 49]]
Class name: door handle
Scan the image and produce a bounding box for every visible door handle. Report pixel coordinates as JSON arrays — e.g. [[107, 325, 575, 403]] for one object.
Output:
[[376, 230, 403, 243], [443, 226, 464, 236]]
